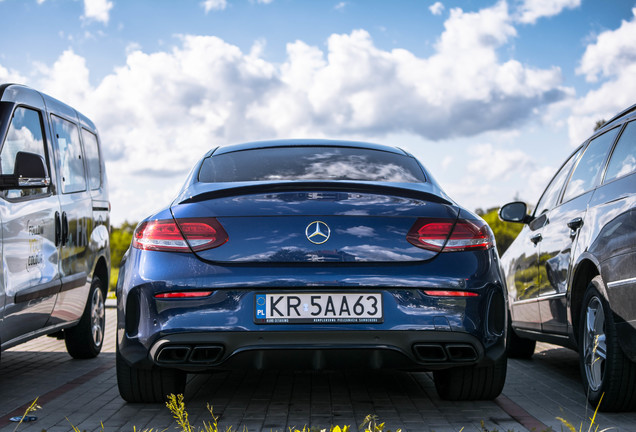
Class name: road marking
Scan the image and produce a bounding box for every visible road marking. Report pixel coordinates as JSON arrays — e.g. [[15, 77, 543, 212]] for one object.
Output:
[[496, 394, 549, 431], [0, 363, 113, 427]]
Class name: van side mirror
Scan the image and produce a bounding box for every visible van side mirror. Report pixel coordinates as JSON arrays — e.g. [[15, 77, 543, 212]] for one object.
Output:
[[499, 201, 531, 224], [0, 151, 51, 190]]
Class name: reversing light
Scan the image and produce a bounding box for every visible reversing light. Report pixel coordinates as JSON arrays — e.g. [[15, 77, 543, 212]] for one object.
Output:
[[423, 290, 479, 297], [155, 291, 213, 299], [407, 217, 494, 252], [133, 218, 228, 252]]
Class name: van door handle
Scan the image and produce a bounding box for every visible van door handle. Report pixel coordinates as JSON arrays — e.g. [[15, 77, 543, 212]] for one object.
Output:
[[567, 217, 583, 231], [55, 211, 61, 247], [530, 233, 543, 245], [61, 211, 68, 246]]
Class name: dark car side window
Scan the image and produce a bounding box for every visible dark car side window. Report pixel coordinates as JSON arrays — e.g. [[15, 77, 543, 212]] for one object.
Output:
[[0, 107, 50, 199], [81, 129, 102, 190], [51, 115, 87, 194], [604, 121, 636, 183], [534, 149, 581, 216], [562, 128, 619, 203]]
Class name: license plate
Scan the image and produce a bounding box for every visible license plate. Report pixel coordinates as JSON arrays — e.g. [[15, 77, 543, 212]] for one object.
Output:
[[254, 293, 383, 324]]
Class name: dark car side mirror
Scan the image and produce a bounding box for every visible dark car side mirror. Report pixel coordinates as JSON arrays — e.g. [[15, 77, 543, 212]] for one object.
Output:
[[499, 201, 531, 224], [0, 151, 51, 190]]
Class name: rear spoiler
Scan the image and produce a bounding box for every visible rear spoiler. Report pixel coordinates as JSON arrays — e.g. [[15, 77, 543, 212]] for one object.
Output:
[[177, 181, 453, 206]]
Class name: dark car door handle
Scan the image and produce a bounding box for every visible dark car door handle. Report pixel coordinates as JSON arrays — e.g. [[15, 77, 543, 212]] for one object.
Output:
[[530, 233, 543, 244], [54, 211, 61, 247], [567, 217, 583, 231], [61, 211, 68, 246]]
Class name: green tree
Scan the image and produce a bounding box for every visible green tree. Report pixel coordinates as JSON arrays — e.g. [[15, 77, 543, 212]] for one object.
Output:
[[110, 221, 137, 268], [594, 119, 606, 131], [479, 207, 523, 256]]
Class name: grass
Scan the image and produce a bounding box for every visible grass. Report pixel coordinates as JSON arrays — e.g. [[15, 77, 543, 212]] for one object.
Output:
[[10, 393, 612, 432], [164, 394, 398, 432]]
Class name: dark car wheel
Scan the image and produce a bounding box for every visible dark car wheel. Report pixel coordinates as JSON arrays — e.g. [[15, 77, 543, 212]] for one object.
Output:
[[65, 277, 105, 359], [433, 354, 507, 400], [579, 276, 636, 412], [507, 319, 536, 359], [116, 347, 187, 403]]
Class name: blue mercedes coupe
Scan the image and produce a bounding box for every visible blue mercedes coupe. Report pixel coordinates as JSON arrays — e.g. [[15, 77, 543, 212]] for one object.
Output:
[[116, 139, 508, 402]]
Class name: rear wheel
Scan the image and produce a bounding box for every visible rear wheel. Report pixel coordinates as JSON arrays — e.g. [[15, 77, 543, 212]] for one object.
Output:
[[578, 276, 636, 411], [65, 277, 105, 359], [116, 346, 187, 403], [433, 355, 507, 400], [507, 320, 536, 359]]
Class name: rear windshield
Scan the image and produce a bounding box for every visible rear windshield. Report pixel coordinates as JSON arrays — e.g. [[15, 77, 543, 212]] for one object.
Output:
[[198, 147, 426, 183]]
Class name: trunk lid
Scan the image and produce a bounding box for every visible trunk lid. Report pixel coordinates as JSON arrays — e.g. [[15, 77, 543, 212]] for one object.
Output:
[[170, 182, 459, 263]]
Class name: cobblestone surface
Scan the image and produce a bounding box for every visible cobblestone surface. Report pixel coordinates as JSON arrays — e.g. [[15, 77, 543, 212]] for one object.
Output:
[[1, 307, 636, 431]]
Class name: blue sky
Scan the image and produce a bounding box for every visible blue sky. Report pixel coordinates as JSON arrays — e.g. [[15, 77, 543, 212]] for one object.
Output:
[[1, 0, 636, 224]]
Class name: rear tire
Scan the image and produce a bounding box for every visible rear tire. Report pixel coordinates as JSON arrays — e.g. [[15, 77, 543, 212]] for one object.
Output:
[[433, 355, 507, 400], [65, 277, 105, 359], [578, 276, 636, 412], [116, 346, 187, 403], [507, 320, 536, 359]]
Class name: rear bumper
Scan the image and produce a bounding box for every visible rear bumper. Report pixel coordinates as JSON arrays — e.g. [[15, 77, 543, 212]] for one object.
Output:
[[119, 329, 506, 372], [116, 247, 507, 372]]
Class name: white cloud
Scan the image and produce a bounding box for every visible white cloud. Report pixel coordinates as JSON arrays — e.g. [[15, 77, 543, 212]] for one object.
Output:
[[429, 2, 444, 16], [82, 0, 113, 24], [439, 142, 555, 211], [441, 155, 453, 170], [515, 0, 580, 24], [577, 7, 636, 83], [0, 64, 27, 84], [23, 2, 572, 223], [202, 0, 227, 13], [125, 42, 142, 55], [334, 2, 347, 11], [35, 49, 92, 106], [256, 0, 273, 4], [467, 143, 533, 181], [568, 8, 636, 146]]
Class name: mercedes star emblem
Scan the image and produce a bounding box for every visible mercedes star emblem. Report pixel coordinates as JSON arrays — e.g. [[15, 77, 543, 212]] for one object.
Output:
[[305, 221, 331, 245]]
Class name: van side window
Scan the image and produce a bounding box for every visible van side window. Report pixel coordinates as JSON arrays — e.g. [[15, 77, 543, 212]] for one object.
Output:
[[0, 107, 49, 199], [52, 115, 86, 194], [562, 127, 619, 202], [81, 129, 101, 190], [604, 121, 636, 183]]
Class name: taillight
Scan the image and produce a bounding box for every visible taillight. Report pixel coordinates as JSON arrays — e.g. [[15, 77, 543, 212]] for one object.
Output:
[[407, 218, 493, 252], [133, 218, 228, 252], [155, 291, 213, 299], [423, 290, 479, 297]]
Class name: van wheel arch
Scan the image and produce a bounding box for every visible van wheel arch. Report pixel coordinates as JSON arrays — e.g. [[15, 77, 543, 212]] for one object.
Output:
[[92, 256, 109, 297]]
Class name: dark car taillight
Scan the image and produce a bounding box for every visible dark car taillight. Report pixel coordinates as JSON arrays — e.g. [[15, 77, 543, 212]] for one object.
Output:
[[133, 218, 228, 252], [407, 218, 494, 252]]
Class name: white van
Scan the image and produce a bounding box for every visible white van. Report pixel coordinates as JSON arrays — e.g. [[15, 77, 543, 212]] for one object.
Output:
[[0, 84, 110, 360]]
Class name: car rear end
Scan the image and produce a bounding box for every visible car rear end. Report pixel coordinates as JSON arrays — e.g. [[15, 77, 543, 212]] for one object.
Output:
[[116, 141, 507, 402]]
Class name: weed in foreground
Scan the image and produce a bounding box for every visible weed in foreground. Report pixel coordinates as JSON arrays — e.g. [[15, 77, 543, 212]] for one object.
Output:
[[11, 397, 40, 432], [556, 393, 613, 432], [11, 392, 613, 432]]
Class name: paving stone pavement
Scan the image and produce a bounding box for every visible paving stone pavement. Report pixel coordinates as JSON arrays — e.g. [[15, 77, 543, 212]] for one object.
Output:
[[1, 306, 636, 432]]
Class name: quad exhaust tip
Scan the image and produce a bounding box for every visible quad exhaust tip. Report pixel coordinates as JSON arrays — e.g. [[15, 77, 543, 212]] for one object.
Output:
[[156, 344, 224, 365], [413, 343, 477, 363]]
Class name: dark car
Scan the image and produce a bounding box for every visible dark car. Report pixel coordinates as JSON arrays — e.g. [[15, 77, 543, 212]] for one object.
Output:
[[116, 139, 507, 403], [500, 104, 636, 411], [0, 84, 110, 360]]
